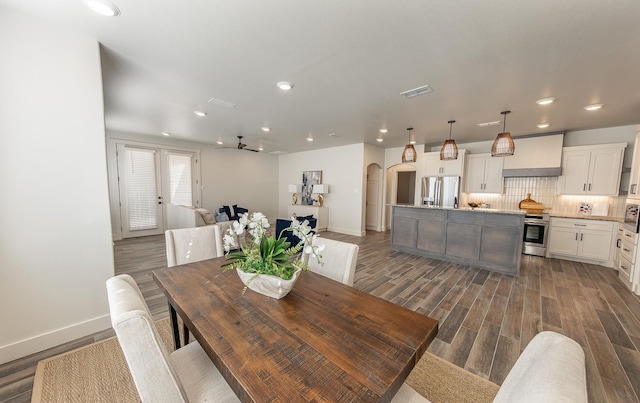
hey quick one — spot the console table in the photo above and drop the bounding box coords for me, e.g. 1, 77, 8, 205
288, 205, 328, 231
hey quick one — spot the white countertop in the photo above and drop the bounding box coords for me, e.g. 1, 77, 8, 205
391, 204, 526, 216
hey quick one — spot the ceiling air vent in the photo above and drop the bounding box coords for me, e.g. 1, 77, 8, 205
477, 120, 501, 127
208, 97, 236, 108
400, 85, 433, 98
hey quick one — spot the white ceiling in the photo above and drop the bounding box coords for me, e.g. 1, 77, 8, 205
3, 0, 640, 153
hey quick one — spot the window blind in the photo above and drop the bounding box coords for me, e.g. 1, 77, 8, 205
167, 153, 193, 206
125, 148, 157, 231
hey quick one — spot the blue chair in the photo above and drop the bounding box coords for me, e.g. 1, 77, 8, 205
275, 216, 317, 246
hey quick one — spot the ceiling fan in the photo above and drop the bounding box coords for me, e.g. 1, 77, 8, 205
218, 135, 259, 152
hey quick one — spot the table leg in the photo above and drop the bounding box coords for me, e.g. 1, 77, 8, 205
183, 323, 190, 346
169, 303, 181, 350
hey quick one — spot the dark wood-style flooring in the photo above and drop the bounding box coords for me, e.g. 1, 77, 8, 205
1, 230, 640, 402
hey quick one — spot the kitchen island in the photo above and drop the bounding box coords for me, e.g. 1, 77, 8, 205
391, 205, 525, 275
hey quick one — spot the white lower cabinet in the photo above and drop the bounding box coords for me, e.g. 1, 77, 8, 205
613, 223, 638, 291
547, 217, 615, 265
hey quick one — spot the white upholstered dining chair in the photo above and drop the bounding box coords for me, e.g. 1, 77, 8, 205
106, 274, 240, 403
165, 225, 224, 267
303, 237, 359, 286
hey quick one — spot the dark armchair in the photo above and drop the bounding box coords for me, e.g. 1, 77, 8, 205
218, 205, 248, 221
275, 216, 317, 246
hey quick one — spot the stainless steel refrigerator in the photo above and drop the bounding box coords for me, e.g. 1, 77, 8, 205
421, 176, 460, 208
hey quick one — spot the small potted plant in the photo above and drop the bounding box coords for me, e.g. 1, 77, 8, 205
222, 212, 324, 298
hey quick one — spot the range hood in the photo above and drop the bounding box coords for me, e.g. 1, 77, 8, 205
502, 133, 564, 177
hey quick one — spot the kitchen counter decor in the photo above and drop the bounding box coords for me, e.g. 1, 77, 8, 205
518, 193, 550, 214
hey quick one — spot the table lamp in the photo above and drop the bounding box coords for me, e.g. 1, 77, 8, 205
312, 184, 329, 207
288, 184, 302, 205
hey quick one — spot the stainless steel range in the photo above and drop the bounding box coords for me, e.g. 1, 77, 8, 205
523, 213, 550, 257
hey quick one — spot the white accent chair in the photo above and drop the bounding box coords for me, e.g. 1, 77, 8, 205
492, 331, 587, 402
303, 237, 359, 286
106, 274, 239, 403
165, 225, 224, 267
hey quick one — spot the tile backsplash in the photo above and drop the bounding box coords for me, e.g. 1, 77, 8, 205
462, 177, 625, 217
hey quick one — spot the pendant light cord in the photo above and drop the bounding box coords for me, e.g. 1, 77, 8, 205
500, 110, 510, 132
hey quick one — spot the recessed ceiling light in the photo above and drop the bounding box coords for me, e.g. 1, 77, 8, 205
306, 135, 314, 142
194, 110, 207, 117
536, 97, 556, 105
84, 0, 120, 16
410, 140, 416, 145
277, 81, 293, 91
258, 146, 264, 151
379, 128, 388, 133
537, 123, 550, 129
376, 138, 384, 142
584, 104, 603, 111
216, 140, 223, 145
161, 131, 171, 136
261, 127, 271, 132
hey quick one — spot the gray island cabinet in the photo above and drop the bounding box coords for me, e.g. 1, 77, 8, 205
391, 205, 525, 275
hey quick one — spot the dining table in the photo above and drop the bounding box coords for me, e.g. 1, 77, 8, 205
153, 257, 438, 402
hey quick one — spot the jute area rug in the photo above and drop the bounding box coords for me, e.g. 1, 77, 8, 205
32, 318, 499, 403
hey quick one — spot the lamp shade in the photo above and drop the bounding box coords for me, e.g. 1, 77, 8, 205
288, 184, 301, 193
440, 140, 459, 160
312, 184, 329, 194
440, 120, 458, 160
491, 110, 515, 157
402, 127, 417, 163
402, 144, 417, 163
491, 132, 515, 156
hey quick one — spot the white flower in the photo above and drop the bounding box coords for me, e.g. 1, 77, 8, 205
291, 217, 311, 238
231, 220, 244, 235
304, 235, 325, 260
223, 233, 237, 252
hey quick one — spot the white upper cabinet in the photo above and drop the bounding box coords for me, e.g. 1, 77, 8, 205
423, 150, 466, 177
628, 127, 640, 199
464, 153, 504, 193
557, 143, 626, 196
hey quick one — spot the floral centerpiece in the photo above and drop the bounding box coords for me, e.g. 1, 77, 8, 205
222, 212, 324, 298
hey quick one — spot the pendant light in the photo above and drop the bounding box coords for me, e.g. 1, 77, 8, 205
491, 110, 515, 157
440, 120, 459, 160
402, 127, 417, 163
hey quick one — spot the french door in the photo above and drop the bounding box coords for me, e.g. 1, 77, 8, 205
116, 144, 199, 238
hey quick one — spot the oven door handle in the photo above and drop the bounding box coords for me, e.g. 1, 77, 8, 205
525, 220, 549, 225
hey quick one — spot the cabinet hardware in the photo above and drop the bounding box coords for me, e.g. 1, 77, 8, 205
588, 183, 592, 191
623, 248, 631, 252
616, 239, 622, 248
575, 233, 578, 241
632, 184, 637, 194
580, 233, 584, 241
583, 183, 586, 191
621, 265, 629, 271
574, 224, 587, 226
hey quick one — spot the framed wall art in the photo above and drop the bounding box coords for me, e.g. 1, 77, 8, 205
301, 170, 322, 205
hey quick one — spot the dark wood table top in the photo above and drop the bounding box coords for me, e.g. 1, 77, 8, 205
153, 257, 438, 402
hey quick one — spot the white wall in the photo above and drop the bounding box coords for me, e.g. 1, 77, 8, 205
0, 9, 114, 364
279, 144, 365, 236
106, 131, 280, 236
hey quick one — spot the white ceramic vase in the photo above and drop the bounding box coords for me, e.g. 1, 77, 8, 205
236, 267, 302, 299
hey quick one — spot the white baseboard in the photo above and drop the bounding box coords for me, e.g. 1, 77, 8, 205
326, 226, 365, 237
0, 314, 111, 365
